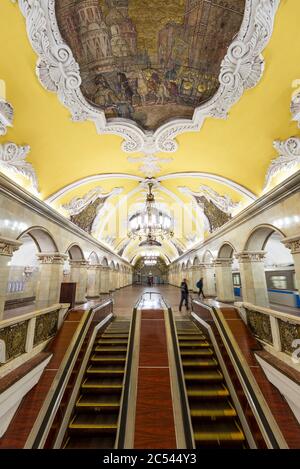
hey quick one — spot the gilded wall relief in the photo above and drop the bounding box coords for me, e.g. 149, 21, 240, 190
0, 321, 28, 363
278, 319, 300, 356
56, 0, 245, 131
246, 309, 273, 345
34, 310, 59, 346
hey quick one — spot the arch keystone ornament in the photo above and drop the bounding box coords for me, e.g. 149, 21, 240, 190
17, 0, 280, 156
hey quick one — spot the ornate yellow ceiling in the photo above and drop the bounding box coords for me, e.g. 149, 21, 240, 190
1, 0, 300, 264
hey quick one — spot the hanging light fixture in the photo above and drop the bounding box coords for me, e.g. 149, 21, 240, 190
128, 182, 174, 246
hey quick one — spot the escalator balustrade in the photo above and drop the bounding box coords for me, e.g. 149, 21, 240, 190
63, 319, 131, 449
176, 319, 246, 448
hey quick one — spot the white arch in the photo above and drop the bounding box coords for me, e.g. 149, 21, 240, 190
159, 172, 257, 200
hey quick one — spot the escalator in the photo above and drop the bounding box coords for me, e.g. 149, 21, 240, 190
63, 319, 131, 449
175, 319, 246, 448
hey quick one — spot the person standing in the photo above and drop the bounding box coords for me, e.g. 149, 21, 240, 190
197, 277, 206, 299
179, 278, 189, 312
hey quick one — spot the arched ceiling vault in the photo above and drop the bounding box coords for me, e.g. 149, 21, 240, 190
1, 1, 300, 264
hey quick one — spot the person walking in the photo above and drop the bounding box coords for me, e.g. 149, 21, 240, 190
179, 278, 189, 312
196, 277, 206, 299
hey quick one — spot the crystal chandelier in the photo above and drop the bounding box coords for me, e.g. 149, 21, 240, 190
128, 183, 174, 245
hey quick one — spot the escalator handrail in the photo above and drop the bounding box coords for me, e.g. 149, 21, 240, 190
26, 299, 113, 449
116, 308, 137, 449
192, 299, 287, 449
166, 306, 195, 449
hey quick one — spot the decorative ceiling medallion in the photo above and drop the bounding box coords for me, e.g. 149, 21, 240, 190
18, 0, 280, 155
0, 98, 14, 136
264, 137, 300, 189
56, 0, 245, 131
127, 154, 173, 177
0, 142, 38, 191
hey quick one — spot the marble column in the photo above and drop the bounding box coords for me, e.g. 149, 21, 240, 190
0, 237, 21, 320
282, 235, 300, 295
70, 260, 88, 304
236, 251, 269, 307
203, 263, 216, 297
214, 258, 235, 303
109, 268, 115, 292
100, 266, 110, 294
87, 264, 101, 298
36, 252, 67, 308
191, 265, 203, 292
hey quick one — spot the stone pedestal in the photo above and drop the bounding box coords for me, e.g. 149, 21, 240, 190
236, 251, 269, 307
100, 266, 110, 294
87, 264, 100, 298
203, 263, 216, 297
282, 236, 300, 295
0, 237, 21, 320
214, 258, 235, 303
70, 260, 88, 304
36, 252, 67, 308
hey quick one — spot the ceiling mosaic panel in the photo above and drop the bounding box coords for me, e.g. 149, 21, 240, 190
56, 0, 245, 131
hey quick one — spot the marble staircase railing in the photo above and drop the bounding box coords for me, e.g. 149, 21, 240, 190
0, 303, 69, 377
235, 301, 300, 367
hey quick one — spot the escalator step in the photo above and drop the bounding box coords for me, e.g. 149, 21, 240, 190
94, 346, 127, 352
86, 366, 125, 375
90, 355, 126, 363
187, 386, 230, 398
69, 413, 118, 433
81, 378, 123, 391
97, 339, 128, 344
194, 431, 245, 443
179, 342, 210, 348
180, 349, 213, 356
190, 402, 237, 418
99, 332, 129, 339
76, 394, 120, 411
64, 436, 115, 449
182, 359, 218, 367
178, 334, 206, 341
184, 371, 223, 381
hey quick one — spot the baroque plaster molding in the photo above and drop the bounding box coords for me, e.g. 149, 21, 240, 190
0, 237, 22, 257
0, 142, 38, 191
127, 154, 173, 178
17, 0, 280, 156
236, 250, 266, 262
264, 138, 300, 189
282, 236, 300, 255
37, 252, 68, 264
178, 185, 240, 215
0, 99, 14, 136
62, 186, 123, 216
214, 258, 233, 267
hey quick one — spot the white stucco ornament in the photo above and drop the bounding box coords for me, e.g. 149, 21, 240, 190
264, 137, 300, 189
0, 142, 38, 191
178, 185, 240, 215
62, 186, 123, 216
127, 154, 173, 178
0, 99, 14, 136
